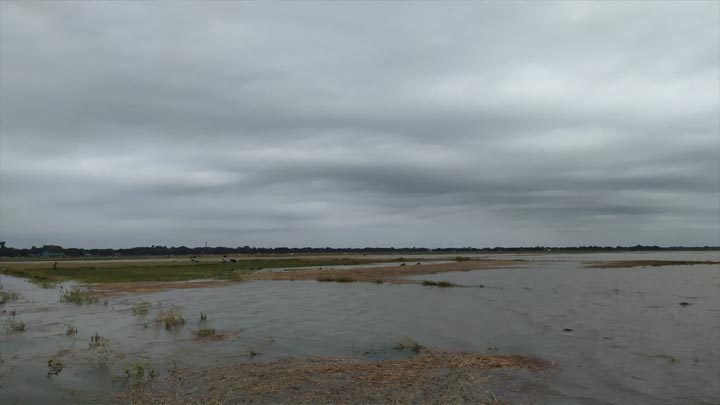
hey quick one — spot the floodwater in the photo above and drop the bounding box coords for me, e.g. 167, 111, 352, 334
1, 252, 718, 404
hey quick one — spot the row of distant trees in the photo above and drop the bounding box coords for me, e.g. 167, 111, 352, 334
0, 242, 716, 258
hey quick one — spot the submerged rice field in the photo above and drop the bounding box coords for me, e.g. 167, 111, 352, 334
1, 252, 718, 404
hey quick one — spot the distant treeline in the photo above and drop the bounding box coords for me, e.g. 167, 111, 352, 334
0, 242, 717, 258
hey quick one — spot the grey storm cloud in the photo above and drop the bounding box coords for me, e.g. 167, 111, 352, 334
0, 1, 718, 248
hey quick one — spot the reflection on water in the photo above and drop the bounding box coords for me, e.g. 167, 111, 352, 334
1, 252, 718, 404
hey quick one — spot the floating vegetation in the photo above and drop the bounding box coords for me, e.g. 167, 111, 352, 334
89, 332, 108, 349
131, 301, 151, 316
5, 319, 26, 333
316, 276, 355, 283
421, 280, 457, 287
61, 287, 101, 305
155, 309, 186, 330
194, 326, 221, 340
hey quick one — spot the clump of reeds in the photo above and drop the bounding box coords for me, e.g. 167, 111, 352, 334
155, 309, 186, 330
65, 323, 78, 336
89, 332, 108, 349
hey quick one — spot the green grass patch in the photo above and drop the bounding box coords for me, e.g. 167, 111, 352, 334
1, 258, 394, 284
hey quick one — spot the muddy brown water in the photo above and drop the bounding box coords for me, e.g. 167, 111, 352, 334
1, 252, 718, 404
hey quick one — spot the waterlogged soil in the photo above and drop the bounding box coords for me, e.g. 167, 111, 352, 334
246, 259, 521, 284
118, 349, 548, 404
0, 252, 718, 404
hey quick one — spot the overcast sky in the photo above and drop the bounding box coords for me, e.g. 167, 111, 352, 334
1, 1, 718, 249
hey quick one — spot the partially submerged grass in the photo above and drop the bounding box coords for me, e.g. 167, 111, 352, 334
131, 301, 151, 316
194, 326, 223, 341
5, 319, 26, 333
0, 289, 19, 305
316, 276, 355, 283
65, 323, 78, 336
61, 286, 101, 305
121, 361, 157, 384
155, 309, 186, 330
89, 332, 108, 349
421, 280, 458, 287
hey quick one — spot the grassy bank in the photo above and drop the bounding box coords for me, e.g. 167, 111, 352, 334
0, 258, 396, 284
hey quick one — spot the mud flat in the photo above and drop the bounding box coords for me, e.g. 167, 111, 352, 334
117, 349, 548, 404
246, 259, 522, 284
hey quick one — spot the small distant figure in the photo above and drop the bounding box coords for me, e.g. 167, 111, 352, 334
53, 261, 58, 270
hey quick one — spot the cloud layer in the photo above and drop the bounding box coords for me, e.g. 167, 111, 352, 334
1, 1, 718, 248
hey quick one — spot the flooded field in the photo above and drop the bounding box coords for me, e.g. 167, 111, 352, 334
1, 252, 718, 404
